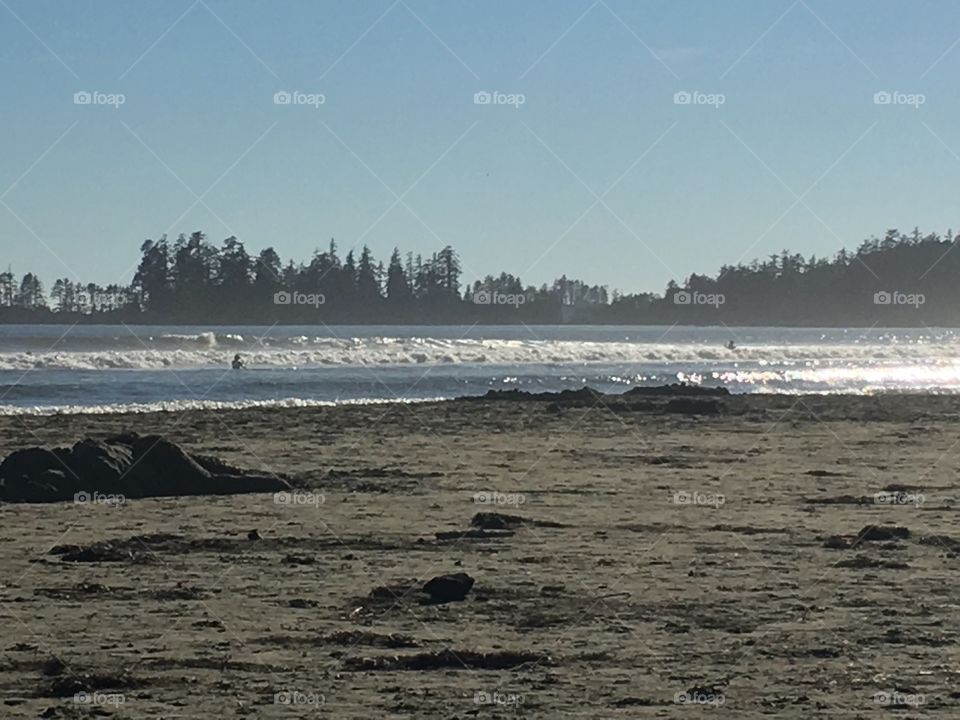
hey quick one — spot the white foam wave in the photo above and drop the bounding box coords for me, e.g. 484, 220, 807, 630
2, 337, 960, 371
0, 395, 445, 417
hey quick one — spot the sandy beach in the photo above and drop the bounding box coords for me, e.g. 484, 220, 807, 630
2, 392, 959, 718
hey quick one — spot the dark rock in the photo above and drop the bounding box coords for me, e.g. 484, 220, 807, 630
0, 449, 81, 502
0, 447, 66, 480
68, 439, 133, 490
470, 512, 566, 529
471, 512, 525, 529
41, 657, 66, 677
52, 544, 136, 563
823, 535, 850, 549
0, 434, 292, 503
465, 384, 727, 404
288, 598, 319, 609
623, 384, 729, 397
857, 525, 910, 542
435, 529, 514, 541
422, 572, 474, 604
804, 495, 872, 505
1, 470, 68, 503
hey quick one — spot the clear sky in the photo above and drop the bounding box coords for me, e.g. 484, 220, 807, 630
1, 0, 959, 294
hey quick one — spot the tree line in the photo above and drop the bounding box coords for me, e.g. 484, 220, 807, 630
1, 227, 959, 325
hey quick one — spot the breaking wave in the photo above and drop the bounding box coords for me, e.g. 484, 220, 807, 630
2, 336, 960, 371
0, 395, 444, 417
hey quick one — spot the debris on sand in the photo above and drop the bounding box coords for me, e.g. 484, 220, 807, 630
432, 511, 567, 542
804, 494, 873, 505
362, 581, 421, 606
822, 535, 851, 549
610, 697, 657, 707
836, 555, 909, 570
422, 572, 474, 604
37, 656, 143, 698
253, 630, 420, 649
918, 534, 960, 552
324, 630, 420, 648
52, 532, 407, 564
0, 433, 292, 503
50, 532, 180, 563
434, 528, 515, 541
823, 526, 910, 550
34, 582, 207, 601
470, 511, 567, 530
662, 398, 721, 415
288, 598, 319, 609
342, 648, 550, 671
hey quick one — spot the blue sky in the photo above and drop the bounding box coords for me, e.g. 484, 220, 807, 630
1, 0, 959, 294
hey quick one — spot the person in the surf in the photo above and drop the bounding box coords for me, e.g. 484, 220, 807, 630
725, 340, 736, 351
231, 353, 245, 370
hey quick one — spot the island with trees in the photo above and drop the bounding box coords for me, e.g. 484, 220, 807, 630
1, 227, 956, 326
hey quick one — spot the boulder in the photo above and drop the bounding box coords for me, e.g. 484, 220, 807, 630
0, 433, 292, 503
422, 572, 474, 604
68, 439, 133, 491
857, 525, 910, 542
0, 447, 67, 480
0, 449, 81, 502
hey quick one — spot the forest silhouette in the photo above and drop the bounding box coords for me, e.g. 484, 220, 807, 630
1, 228, 956, 325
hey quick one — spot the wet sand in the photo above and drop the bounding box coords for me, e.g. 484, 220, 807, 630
2, 393, 960, 718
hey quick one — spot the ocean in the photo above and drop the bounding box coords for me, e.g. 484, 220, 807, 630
1, 324, 958, 414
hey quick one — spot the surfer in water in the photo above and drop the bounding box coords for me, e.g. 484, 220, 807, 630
231, 353, 245, 370
725, 340, 736, 351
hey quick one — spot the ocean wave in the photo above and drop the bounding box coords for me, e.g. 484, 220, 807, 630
2, 337, 960, 371
0, 395, 446, 417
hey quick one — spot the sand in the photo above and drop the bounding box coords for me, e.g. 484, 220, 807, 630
1, 393, 959, 718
